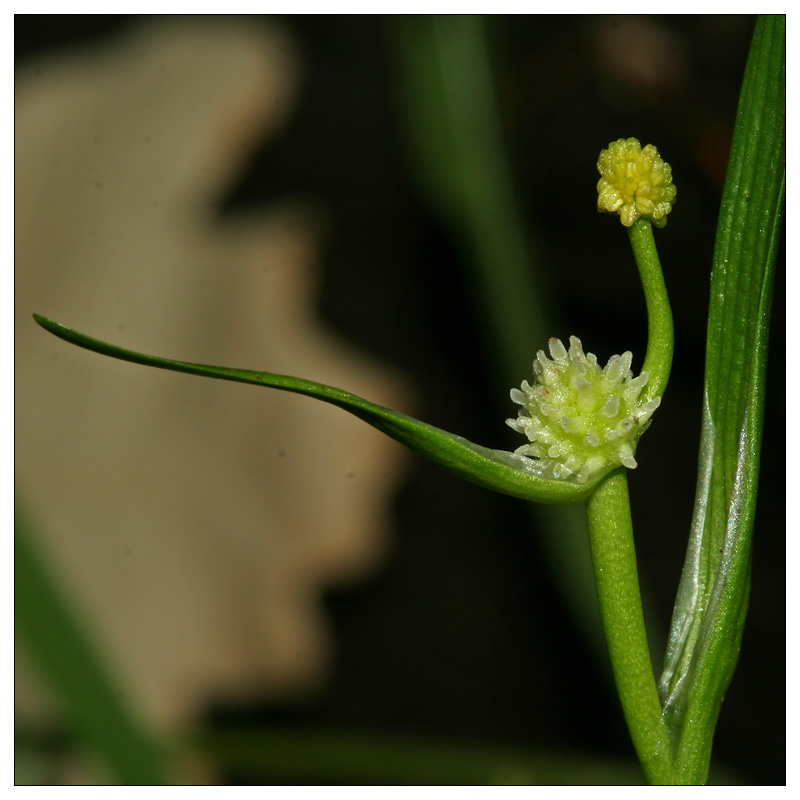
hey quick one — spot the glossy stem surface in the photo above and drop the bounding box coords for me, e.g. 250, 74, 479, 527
585, 470, 671, 784
627, 219, 673, 403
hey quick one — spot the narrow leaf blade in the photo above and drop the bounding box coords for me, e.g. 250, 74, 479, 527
33, 314, 599, 505
658, 15, 784, 783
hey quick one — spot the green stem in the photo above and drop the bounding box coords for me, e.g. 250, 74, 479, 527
585, 470, 671, 785
627, 219, 673, 402
584, 214, 675, 782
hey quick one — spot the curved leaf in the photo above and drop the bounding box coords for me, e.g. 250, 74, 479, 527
33, 314, 600, 505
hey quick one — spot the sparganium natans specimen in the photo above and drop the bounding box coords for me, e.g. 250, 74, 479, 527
33, 136, 679, 783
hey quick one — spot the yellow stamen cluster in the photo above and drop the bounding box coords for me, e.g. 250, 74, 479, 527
597, 137, 676, 227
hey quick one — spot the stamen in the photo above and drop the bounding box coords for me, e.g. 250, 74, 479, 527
596, 138, 676, 228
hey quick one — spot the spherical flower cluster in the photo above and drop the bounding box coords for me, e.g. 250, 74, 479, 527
597, 137, 676, 227
507, 336, 661, 484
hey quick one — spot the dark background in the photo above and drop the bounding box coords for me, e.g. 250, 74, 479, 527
16, 14, 784, 785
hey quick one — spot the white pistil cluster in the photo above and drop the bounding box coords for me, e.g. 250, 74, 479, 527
507, 336, 661, 483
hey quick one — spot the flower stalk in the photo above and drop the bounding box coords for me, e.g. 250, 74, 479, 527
583, 137, 677, 783
627, 219, 673, 402
502, 136, 677, 783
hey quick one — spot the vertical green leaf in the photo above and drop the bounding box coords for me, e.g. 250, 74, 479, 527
658, 15, 784, 784
393, 13, 607, 673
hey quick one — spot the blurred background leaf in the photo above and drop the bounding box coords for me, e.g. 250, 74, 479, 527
392, 12, 611, 680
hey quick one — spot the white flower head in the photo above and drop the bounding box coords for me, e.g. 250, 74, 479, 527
507, 336, 661, 484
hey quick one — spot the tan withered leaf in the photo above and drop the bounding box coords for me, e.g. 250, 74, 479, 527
16, 19, 413, 730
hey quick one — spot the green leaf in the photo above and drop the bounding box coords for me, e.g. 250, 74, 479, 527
33, 314, 600, 505
15, 498, 168, 784
393, 14, 610, 675
657, 15, 784, 784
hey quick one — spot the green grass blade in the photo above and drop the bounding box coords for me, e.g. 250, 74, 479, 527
393, 13, 609, 672
394, 15, 551, 382
15, 499, 167, 784
33, 314, 599, 505
657, 15, 784, 784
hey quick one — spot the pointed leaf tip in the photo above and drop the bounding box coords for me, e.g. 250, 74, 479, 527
33, 314, 601, 505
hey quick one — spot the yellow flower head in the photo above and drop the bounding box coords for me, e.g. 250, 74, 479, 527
597, 138, 676, 227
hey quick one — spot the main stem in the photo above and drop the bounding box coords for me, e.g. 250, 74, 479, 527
585, 470, 672, 784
